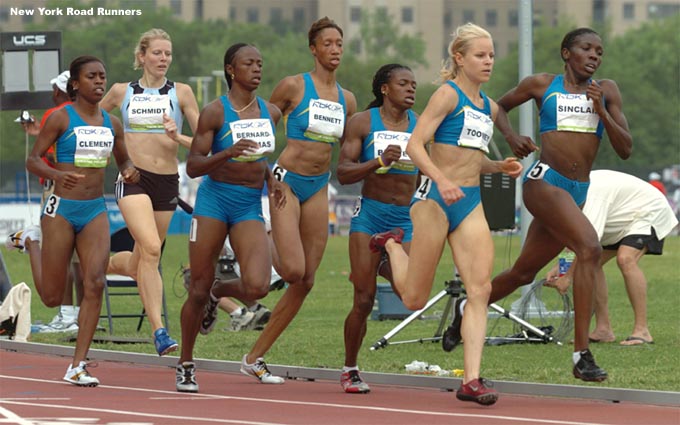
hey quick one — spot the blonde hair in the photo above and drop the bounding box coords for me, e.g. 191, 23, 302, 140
133, 28, 171, 70
438, 23, 492, 83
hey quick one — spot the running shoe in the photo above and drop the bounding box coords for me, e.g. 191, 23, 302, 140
176, 361, 199, 393
250, 304, 271, 328
153, 327, 178, 356
38, 311, 79, 333
340, 370, 371, 394
228, 309, 255, 332
442, 297, 465, 352
369, 228, 404, 253
573, 349, 608, 382
456, 377, 498, 405
269, 278, 286, 291
63, 361, 99, 387
5, 225, 41, 253
240, 355, 284, 384
200, 280, 220, 335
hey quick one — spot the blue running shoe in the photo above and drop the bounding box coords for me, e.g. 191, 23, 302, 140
154, 327, 178, 356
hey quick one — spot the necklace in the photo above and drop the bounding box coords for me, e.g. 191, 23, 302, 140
229, 95, 257, 113
380, 108, 408, 126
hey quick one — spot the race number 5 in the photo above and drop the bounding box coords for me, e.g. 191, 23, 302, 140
527, 161, 550, 180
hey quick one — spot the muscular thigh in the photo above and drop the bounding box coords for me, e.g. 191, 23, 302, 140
449, 206, 493, 287
299, 188, 330, 275
76, 213, 110, 279
189, 216, 227, 277
230, 220, 272, 285
349, 232, 380, 291
40, 214, 75, 286
407, 200, 448, 291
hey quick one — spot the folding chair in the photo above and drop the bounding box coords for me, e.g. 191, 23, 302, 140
101, 227, 169, 334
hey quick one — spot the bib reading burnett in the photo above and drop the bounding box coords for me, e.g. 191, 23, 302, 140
121, 79, 183, 133
55, 105, 115, 168
361, 107, 418, 175
539, 75, 604, 138
433, 80, 493, 152
285, 73, 346, 144
212, 95, 274, 163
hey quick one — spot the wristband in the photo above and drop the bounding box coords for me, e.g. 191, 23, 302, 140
377, 155, 386, 168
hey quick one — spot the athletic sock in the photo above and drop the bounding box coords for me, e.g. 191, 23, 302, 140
342, 366, 358, 372
230, 308, 245, 318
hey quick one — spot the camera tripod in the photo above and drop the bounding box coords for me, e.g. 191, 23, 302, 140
370, 274, 561, 351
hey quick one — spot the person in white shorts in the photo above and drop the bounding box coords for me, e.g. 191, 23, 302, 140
546, 169, 678, 346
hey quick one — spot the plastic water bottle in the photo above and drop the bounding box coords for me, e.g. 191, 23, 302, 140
558, 249, 575, 276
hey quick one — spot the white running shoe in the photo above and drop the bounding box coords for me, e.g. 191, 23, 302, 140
5, 225, 41, 253
39, 312, 79, 333
247, 304, 271, 330
240, 355, 284, 384
176, 361, 199, 393
63, 361, 99, 387
228, 309, 255, 331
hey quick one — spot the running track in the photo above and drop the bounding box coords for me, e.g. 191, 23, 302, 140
1, 350, 678, 425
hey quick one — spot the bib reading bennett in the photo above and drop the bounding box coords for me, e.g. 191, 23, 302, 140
286, 73, 347, 144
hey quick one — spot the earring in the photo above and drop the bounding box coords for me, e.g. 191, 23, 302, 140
231, 73, 235, 80
381, 91, 387, 96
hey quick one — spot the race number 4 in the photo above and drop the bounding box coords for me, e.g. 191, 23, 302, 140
414, 176, 432, 200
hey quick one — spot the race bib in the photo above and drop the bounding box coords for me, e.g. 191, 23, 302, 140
458, 107, 493, 153
271, 163, 288, 182
373, 130, 415, 173
128, 94, 170, 131
556, 93, 600, 133
414, 176, 432, 201
304, 98, 345, 143
526, 161, 551, 180
43, 194, 60, 217
73, 126, 114, 168
229, 119, 275, 162
352, 196, 362, 218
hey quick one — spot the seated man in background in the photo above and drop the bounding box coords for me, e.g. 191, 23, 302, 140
546, 169, 678, 345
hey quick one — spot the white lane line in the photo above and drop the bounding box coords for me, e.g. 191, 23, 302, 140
0, 374, 618, 425
0, 405, 34, 425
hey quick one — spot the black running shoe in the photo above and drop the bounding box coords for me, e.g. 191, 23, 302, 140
573, 349, 608, 382
442, 297, 465, 352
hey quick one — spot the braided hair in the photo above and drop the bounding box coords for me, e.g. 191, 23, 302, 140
366, 63, 412, 110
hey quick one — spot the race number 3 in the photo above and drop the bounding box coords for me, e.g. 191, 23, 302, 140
43, 194, 60, 217
527, 161, 550, 180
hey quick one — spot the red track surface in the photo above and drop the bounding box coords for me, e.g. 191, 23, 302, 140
1, 351, 678, 425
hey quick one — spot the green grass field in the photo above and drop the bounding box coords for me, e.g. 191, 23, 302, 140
3, 232, 679, 392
